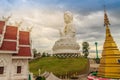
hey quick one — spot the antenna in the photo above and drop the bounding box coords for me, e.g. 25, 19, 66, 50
103, 0, 106, 13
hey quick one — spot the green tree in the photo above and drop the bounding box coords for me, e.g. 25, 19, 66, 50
33, 48, 37, 58
36, 76, 45, 80
82, 42, 90, 58
42, 52, 46, 57
33, 49, 41, 58
37, 52, 41, 57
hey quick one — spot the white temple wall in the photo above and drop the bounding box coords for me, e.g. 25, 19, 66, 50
0, 54, 29, 80
0, 53, 12, 80
11, 59, 29, 80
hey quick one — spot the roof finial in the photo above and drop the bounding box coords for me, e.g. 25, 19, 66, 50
15, 19, 23, 27
104, 4, 110, 26
27, 25, 33, 32
2, 14, 12, 22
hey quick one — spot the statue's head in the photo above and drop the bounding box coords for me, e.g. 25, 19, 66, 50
64, 11, 73, 24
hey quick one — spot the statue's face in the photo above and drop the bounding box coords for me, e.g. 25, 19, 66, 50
64, 12, 73, 24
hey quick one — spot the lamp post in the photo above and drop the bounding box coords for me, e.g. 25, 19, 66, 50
38, 69, 41, 76
95, 42, 99, 59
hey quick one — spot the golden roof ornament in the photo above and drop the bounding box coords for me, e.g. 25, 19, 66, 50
104, 5, 110, 26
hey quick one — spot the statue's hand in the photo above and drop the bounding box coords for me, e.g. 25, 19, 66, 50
59, 29, 64, 37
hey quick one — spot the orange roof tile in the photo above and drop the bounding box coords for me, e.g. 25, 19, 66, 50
4, 26, 18, 40
19, 31, 30, 45
0, 20, 32, 58
16, 47, 31, 57
0, 41, 17, 51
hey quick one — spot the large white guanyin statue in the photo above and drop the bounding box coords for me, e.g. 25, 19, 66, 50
53, 11, 80, 57
59, 11, 75, 38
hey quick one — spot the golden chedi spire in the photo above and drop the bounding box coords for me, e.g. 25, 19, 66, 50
97, 6, 120, 78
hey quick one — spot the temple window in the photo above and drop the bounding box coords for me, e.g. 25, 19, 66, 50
17, 66, 22, 74
0, 67, 4, 74
0, 59, 5, 75
15, 60, 24, 74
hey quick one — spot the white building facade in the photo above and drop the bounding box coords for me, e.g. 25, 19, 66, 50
0, 20, 33, 80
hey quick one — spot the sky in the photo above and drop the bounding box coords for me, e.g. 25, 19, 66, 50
0, 0, 120, 57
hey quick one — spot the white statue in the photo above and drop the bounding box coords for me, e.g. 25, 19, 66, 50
53, 11, 80, 57
59, 11, 76, 38
59, 28, 63, 37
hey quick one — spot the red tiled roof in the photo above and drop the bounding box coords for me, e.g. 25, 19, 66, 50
4, 26, 18, 40
0, 41, 17, 51
0, 20, 32, 58
16, 47, 31, 57
19, 31, 30, 45
0, 21, 5, 34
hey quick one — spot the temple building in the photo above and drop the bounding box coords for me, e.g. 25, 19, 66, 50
0, 18, 33, 80
97, 8, 120, 78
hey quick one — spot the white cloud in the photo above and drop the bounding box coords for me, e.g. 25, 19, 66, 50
1, 4, 120, 58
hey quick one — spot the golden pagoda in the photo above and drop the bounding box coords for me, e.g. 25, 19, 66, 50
97, 7, 120, 78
